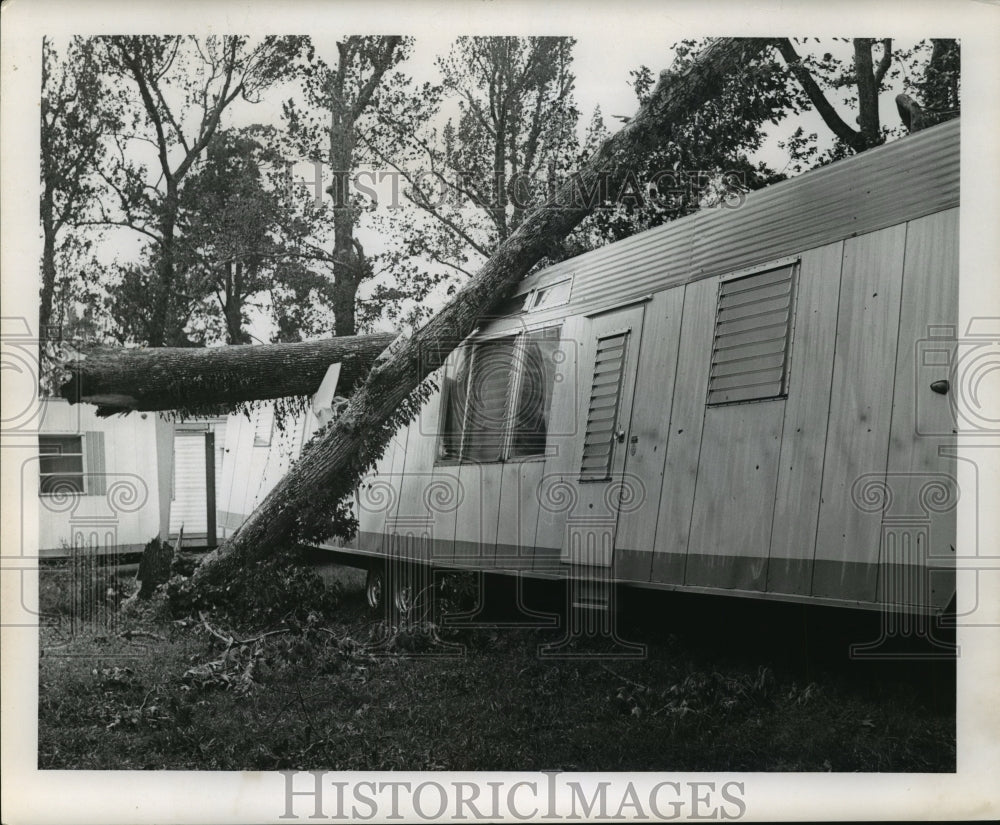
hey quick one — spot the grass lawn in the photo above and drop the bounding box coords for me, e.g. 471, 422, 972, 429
37, 562, 955, 771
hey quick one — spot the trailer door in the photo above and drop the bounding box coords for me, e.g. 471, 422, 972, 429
562, 304, 646, 567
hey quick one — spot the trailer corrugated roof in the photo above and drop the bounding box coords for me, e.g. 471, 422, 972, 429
529, 117, 959, 309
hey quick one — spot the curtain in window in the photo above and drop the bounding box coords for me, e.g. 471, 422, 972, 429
440, 346, 472, 460
510, 328, 560, 458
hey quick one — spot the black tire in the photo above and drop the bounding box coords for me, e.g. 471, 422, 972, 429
392, 575, 415, 616
365, 564, 385, 611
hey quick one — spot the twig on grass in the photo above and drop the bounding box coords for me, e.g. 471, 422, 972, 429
198, 611, 291, 649
118, 629, 166, 642
599, 663, 652, 692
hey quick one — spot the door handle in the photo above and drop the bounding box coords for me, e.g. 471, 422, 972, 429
614, 428, 626, 444
629, 435, 639, 456
930, 379, 950, 395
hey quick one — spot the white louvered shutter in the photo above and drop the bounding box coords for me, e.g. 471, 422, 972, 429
708, 265, 796, 405
580, 331, 629, 480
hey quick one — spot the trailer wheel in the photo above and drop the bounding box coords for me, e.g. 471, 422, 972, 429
392, 576, 415, 616
365, 565, 385, 611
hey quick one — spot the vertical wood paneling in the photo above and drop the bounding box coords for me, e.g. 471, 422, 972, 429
533, 315, 585, 571
424, 356, 462, 565
453, 463, 502, 567
813, 224, 908, 602
356, 422, 401, 554
217, 416, 240, 522
495, 459, 545, 571
382, 421, 412, 560
614, 288, 685, 583
650, 277, 718, 584
767, 242, 844, 595
393, 377, 445, 564
882, 209, 959, 609
686, 400, 784, 590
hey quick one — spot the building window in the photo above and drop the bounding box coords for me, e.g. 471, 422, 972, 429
39, 434, 85, 495
440, 326, 561, 463
707, 263, 796, 405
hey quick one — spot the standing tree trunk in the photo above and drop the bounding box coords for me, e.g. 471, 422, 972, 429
149, 188, 179, 347
57, 332, 395, 416
325, 36, 403, 336
39, 210, 58, 341
188, 37, 778, 591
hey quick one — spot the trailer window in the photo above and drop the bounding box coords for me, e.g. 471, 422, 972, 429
440, 327, 560, 462
509, 327, 561, 458
464, 336, 518, 462
707, 264, 796, 405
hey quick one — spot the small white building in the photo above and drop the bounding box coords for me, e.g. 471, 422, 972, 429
36, 398, 173, 557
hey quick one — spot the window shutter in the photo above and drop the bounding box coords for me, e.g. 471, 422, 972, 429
580, 331, 629, 480
708, 264, 796, 405
84, 431, 107, 496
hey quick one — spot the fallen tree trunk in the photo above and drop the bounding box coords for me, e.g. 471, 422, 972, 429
189, 38, 776, 589
58, 333, 395, 416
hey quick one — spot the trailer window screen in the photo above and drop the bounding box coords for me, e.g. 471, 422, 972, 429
440, 328, 561, 462
39, 435, 85, 495
708, 264, 796, 405
464, 337, 518, 462
580, 331, 629, 480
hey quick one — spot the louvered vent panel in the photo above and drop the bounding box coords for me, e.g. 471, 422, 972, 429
708, 265, 795, 405
580, 332, 628, 480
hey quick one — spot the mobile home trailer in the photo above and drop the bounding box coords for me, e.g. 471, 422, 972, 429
221, 118, 960, 616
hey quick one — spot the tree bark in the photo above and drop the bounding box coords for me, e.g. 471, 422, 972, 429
40, 216, 58, 341
58, 332, 395, 416
853, 39, 883, 148
188, 37, 778, 589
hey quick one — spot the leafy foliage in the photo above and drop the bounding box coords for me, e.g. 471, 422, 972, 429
89, 35, 310, 346
367, 36, 586, 312
165, 546, 341, 630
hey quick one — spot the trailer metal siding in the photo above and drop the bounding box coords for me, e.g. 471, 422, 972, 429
649, 277, 718, 583
766, 240, 845, 596
613, 288, 686, 584
686, 400, 785, 591
812, 224, 909, 601
880, 208, 959, 609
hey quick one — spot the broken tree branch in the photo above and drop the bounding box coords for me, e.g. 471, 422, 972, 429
57, 333, 396, 416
